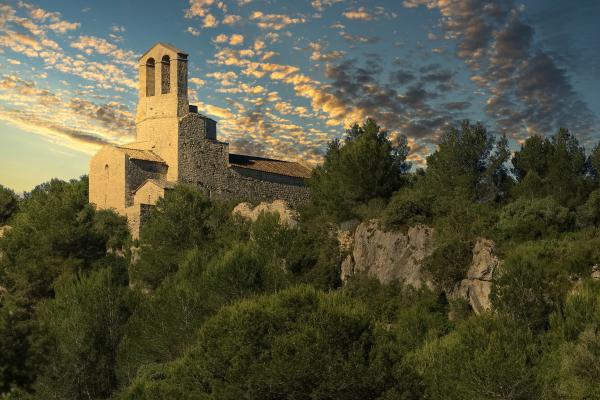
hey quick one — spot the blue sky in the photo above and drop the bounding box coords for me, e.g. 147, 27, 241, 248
0, 0, 598, 192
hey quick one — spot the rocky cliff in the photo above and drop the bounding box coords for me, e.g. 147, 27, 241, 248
233, 200, 298, 227
340, 220, 435, 288
339, 220, 500, 314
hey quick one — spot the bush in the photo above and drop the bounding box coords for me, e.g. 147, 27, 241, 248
117, 242, 288, 384
119, 285, 424, 400
414, 315, 540, 400
491, 245, 570, 331
577, 189, 600, 227
134, 185, 244, 288
497, 196, 574, 241
34, 264, 132, 399
423, 238, 472, 292
383, 187, 433, 229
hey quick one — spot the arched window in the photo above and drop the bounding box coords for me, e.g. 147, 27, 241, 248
161, 55, 170, 94
104, 164, 109, 178
146, 58, 155, 96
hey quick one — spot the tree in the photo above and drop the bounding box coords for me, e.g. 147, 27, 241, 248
118, 241, 289, 385
34, 264, 132, 399
512, 129, 591, 207
309, 118, 410, 221
0, 184, 17, 225
119, 286, 424, 399
0, 177, 129, 395
133, 185, 243, 288
424, 120, 510, 204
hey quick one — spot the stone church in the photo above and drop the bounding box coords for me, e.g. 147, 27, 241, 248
89, 43, 311, 237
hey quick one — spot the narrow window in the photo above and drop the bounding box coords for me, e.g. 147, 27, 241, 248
146, 58, 155, 96
161, 55, 170, 94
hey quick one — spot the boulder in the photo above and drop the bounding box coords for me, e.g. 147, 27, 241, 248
451, 238, 499, 314
233, 200, 298, 227
340, 220, 434, 288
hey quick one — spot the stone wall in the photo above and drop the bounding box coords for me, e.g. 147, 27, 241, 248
125, 203, 154, 240
124, 158, 167, 207
178, 114, 310, 207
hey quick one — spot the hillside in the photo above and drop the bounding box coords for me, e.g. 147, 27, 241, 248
1, 119, 600, 399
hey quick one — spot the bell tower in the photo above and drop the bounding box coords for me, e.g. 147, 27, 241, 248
135, 43, 190, 180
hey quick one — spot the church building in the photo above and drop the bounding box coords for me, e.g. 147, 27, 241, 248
89, 43, 311, 237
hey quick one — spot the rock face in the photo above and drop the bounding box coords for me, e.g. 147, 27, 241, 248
339, 220, 499, 314
451, 238, 499, 314
233, 200, 299, 227
591, 265, 600, 280
340, 220, 435, 288
0, 225, 11, 238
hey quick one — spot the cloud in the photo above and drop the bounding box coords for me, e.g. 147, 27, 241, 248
249, 11, 306, 30
213, 33, 228, 43
186, 26, 200, 36
203, 14, 218, 28
342, 7, 374, 21
223, 14, 241, 25
311, 0, 343, 11
47, 20, 80, 33
185, 0, 215, 18
229, 34, 244, 46
190, 77, 206, 86
308, 42, 344, 62
0, 75, 135, 153
404, 0, 597, 141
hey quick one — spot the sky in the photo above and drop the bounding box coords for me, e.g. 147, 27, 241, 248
0, 0, 598, 192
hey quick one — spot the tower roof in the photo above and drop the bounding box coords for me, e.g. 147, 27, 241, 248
138, 42, 188, 61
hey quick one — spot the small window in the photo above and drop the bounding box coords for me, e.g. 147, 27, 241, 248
146, 58, 155, 96
161, 55, 170, 94
104, 164, 109, 178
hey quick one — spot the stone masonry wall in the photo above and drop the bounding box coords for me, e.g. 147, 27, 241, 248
124, 158, 167, 207
178, 113, 310, 207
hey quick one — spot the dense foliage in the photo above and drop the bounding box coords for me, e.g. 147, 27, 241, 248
2, 120, 600, 399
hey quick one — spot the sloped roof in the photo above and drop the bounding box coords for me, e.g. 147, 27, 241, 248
117, 146, 165, 163
133, 179, 175, 194
138, 42, 188, 61
229, 153, 312, 179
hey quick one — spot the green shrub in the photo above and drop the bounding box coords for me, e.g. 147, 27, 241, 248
414, 315, 540, 400
423, 238, 472, 292
491, 245, 570, 331
577, 189, 600, 227
383, 187, 433, 229
119, 285, 424, 400
497, 196, 574, 241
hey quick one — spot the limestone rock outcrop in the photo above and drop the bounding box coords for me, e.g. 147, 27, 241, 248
450, 238, 499, 314
339, 220, 499, 314
591, 265, 600, 280
340, 220, 434, 288
0, 225, 11, 238
233, 200, 299, 227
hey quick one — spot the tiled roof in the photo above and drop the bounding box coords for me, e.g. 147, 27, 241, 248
117, 146, 166, 163
229, 153, 312, 179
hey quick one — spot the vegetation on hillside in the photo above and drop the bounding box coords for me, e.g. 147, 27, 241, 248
2, 119, 600, 399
